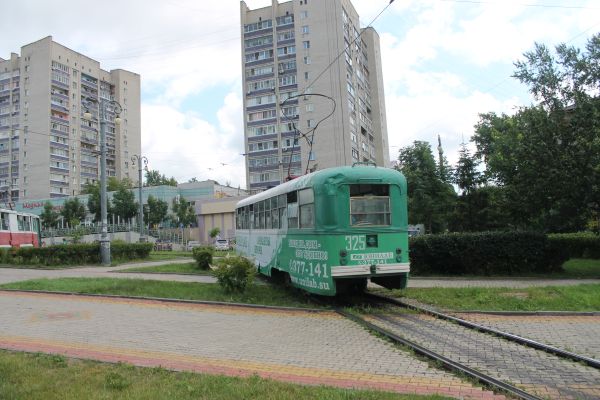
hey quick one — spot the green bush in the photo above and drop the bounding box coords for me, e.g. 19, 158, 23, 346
0, 248, 14, 264
0, 242, 153, 266
192, 246, 214, 270
212, 256, 255, 293
409, 231, 569, 276
112, 242, 153, 261
548, 232, 600, 259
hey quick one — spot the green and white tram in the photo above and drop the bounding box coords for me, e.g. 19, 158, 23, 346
235, 164, 410, 296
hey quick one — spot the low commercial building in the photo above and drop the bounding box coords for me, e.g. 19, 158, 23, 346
196, 196, 248, 244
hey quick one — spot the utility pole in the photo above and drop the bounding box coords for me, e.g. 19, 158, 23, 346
131, 155, 148, 242
83, 98, 122, 266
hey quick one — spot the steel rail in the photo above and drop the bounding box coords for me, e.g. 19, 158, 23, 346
364, 292, 600, 369
336, 307, 543, 400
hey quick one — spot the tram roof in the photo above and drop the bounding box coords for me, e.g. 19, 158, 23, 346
237, 165, 406, 208
0, 208, 39, 218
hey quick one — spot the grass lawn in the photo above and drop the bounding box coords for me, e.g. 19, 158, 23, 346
0, 277, 321, 309
377, 284, 600, 312
0, 351, 448, 400
117, 262, 211, 275
148, 251, 192, 260
560, 258, 600, 278
0, 264, 79, 270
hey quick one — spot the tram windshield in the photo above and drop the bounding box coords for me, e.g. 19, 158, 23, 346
349, 184, 391, 226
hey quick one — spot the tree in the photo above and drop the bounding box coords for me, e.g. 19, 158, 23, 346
188, 177, 199, 183
396, 141, 456, 233
112, 186, 138, 221
40, 201, 59, 229
81, 177, 132, 195
453, 143, 481, 196
108, 177, 133, 191
145, 195, 168, 227
85, 182, 113, 223
209, 227, 221, 242
172, 196, 196, 227
451, 143, 510, 232
145, 169, 177, 187
60, 198, 86, 227
472, 33, 600, 232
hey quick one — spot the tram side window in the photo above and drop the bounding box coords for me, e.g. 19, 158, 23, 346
257, 201, 264, 229
287, 191, 298, 228
349, 184, 391, 226
298, 188, 314, 228
23, 216, 31, 231
271, 197, 279, 228
278, 194, 287, 228
0, 213, 8, 230
17, 215, 25, 231
243, 207, 249, 229
249, 204, 255, 229
32, 217, 39, 232
265, 199, 272, 228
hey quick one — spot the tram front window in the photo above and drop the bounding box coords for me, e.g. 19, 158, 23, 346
349, 184, 391, 226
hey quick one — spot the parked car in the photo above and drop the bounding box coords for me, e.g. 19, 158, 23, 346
214, 239, 230, 251
154, 240, 173, 251
186, 241, 201, 252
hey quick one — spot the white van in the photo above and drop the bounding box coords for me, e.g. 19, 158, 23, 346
186, 241, 201, 251
214, 239, 230, 251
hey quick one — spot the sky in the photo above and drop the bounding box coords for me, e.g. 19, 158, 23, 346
1, 0, 599, 188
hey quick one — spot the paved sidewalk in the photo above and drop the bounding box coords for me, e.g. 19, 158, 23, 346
0, 291, 504, 399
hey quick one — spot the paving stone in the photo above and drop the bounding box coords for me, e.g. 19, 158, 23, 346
0, 291, 502, 399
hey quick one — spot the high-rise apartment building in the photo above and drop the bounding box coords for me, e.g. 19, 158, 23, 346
240, 0, 390, 191
0, 36, 141, 202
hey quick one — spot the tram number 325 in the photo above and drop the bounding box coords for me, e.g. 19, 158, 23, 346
345, 235, 366, 251
289, 260, 329, 278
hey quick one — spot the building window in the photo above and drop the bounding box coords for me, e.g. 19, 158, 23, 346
302, 25, 309, 34
303, 41, 310, 49
307, 119, 314, 128
304, 72, 310, 80
304, 56, 311, 64
300, 11, 308, 19
306, 103, 314, 112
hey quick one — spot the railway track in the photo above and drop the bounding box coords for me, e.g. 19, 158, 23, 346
364, 292, 600, 369
325, 293, 600, 400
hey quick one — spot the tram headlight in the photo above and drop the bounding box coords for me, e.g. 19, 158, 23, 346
339, 249, 348, 265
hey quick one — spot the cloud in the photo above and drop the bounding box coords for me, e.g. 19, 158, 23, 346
142, 90, 246, 187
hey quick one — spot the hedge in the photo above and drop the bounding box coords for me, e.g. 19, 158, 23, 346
548, 233, 600, 259
0, 242, 153, 266
409, 231, 569, 276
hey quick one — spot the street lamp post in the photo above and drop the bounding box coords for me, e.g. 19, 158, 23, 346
83, 98, 122, 266
131, 155, 148, 242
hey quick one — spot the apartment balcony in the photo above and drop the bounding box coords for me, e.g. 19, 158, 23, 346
245, 58, 275, 68
51, 79, 69, 90
246, 103, 277, 112
247, 133, 278, 142
243, 27, 274, 39
247, 118, 277, 127
249, 180, 280, 189
81, 78, 98, 89
50, 101, 69, 114
247, 148, 279, 157
246, 73, 275, 82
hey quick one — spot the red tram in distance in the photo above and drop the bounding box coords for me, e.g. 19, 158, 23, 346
0, 209, 41, 248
